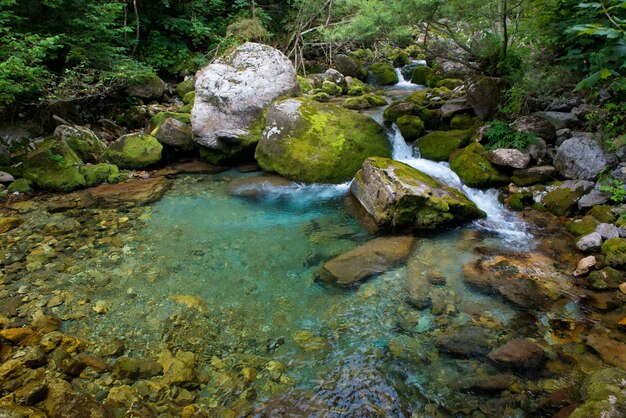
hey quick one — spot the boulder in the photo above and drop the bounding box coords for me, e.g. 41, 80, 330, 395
578, 189, 611, 209
489, 149, 531, 169
0, 171, 14, 184
466, 76, 506, 120
368, 62, 398, 85
511, 166, 557, 186
577, 232, 603, 252
440, 99, 473, 119
569, 368, 626, 417
411, 66, 433, 85
53, 125, 107, 163
319, 236, 415, 286
86, 177, 170, 207
450, 143, 509, 188
554, 133, 617, 180
542, 180, 594, 216
321, 81, 342, 96
147, 112, 190, 133
126, 74, 166, 100
342, 94, 387, 110
44, 379, 113, 418
567, 216, 599, 237
511, 115, 556, 143
255, 98, 390, 183
80, 163, 121, 187
602, 238, 626, 268
7, 178, 33, 194
176, 79, 194, 97
333, 54, 366, 80
23, 139, 86, 191
535, 111, 579, 130
350, 157, 485, 230
416, 130, 470, 161
151, 117, 194, 151
596, 223, 620, 240
435, 324, 497, 357
487, 339, 546, 371
323, 68, 347, 91
462, 253, 571, 309
102, 133, 162, 169
449, 114, 475, 130
396, 115, 425, 141
192, 43, 299, 163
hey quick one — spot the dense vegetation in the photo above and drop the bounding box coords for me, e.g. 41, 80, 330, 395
0, 0, 624, 112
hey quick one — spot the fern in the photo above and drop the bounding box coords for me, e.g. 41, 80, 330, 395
483, 120, 539, 150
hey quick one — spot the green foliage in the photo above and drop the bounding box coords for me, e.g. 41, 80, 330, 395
483, 120, 539, 150
600, 179, 626, 203
585, 101, 626, 150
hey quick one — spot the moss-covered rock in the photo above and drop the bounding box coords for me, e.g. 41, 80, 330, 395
588, 266, 623, 290
566, 215, 599, 237
321, 81, 343, 96
417, 130, 471, 161
393, 51, 410, 67
342, 94, 387, 110
182, 91, 195, 105
383, 90, 430, 122
23, 139, 86, 191
102, 133, 162, 169
150, 117, 194, 151
176, 79, 195, 98
542, 186, 587, 217
430, 86, 453, 98
54, 125, 107, 163
121, 105, 150, 129
126, 74, 166, 100
309, 91, 331, 102
255, 98, 391, 183
297, 76, 314, 93
396, 115, 425, 141
601, 238, 626, 268
508, 191, 534, 211
7, 178, 33, 194
569, 368, 626, 418
450, 114, 476, 130
350, 157, 486, 230
436, 78, 464, 90
368, 62, 398, 85
347, 78, 370, 96
588, 205, 616, 223
147, 112, 191, 133
449, 143, 509, 188
80, 163, 120, 187
411, 66, 433, 85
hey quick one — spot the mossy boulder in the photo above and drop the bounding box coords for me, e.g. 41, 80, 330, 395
53, 125, 107, 163
347, 78, 370, 96
350, 157, 485, 230
182, 91, 195, 105
588, 266, 623, 290
396, 115, 425, 141
601, 238, 626, 268
436, 78, 464, 90
176, 79, 195, 98
147, 112, 191, 133
569, 368, 626, 418
151, 117, 194, 151
255, 98, 391, 183
411, 66, 433, 85
309, 91, 331, 102
342, 94, 387, 110
368, 62, 398, 85
383, 90, 430, 122
449, 143, 509, 189
297, 76, 314, 93
126, 74, 166, 100
542, 184, 589, 216
566, 215, 599, 237
80, 163, 121, 187
417, 130, 471, 161
102, 133, 162, 169
450, 114, 476, 130
393, 51, 410, 67
321, 81, 343, 96
507, 191, 534, 211
588, 205, 616, 223
7, 178, 33, 194
23, 139, 86, 191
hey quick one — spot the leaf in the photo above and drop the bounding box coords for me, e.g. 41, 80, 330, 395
575, 70, 603, 90
578, 2, 602, 8
600, 67, 614, 78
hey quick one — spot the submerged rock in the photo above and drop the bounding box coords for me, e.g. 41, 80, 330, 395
350, 157, 485, 230
0, 216, 23, 233
487, 339, 546, 371
255, 98, 390, 183
585, 333, 626, 370
569, 367, 626, 417
319, 236, 415, 286
435, 324, 497, 357
192, 42, 299, 163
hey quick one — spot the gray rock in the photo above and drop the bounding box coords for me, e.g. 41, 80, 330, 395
487, 339, 546, 371
489, 148, 531, 169
192, 43, 299, 156
619, 228, 626, 238
0, 171, 14, 184
511, 165, 558, 186
440, 98, 473, 118
54, 125, 107, 163
333, 54, 363, 79
152, 118, 194, 151
610, 163, 626, 183
526, 138, 548, 164
596, 223, 620, 240
512, 115, 556, 143
548, 96, 580, 112
616, 146, 626, 163
535, 111, 579, 130
578, 189, 611, 209
561, 179, 595, 193
467, 76, 506, 120
126, 75, 166, 100
577, 232, 603, 252
554, 133, 617, 180
323, 68, 347, 90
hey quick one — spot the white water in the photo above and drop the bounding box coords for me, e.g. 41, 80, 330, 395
394, 67, 416, 89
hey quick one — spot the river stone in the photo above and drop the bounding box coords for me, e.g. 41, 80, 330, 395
319, 236, 415, 286
0, 171, 15, 184
350, 157, 485, 230
602, 238, 626, 268
192, 42, 299, 162
535, 111, 579, 130
511, 115, 556, 143
102, 133, 162, 169
333, 54, 365, 80
569, 368, 626, 418
466, 76, 506, 120
151, 117, 194, 151
44, 379, 113, 418
585, 333, 626, 370
449, 143, 509, 189
23, 139, 86, 191
554, 133, 617, 180
435, 324, 497, 357
255, 98, 390, 183
542, 180, 594, 216
577, 232, 603, 252
489, 149, 531, 169
440, 98, 473, 118
487, 339, 546, 371
228, 175, 293, 198
596, 223, 620, 240
462, 253, 571, 309
323, 68, 347, 91
53, 125, 107, 163
126, 74, 166, 100
86, 177, 171, 207
406, 257, 431, 309
0, 216, 23, 233
578, 189, 611, 209
574, 255, 596, 276
511, 166, 557, 186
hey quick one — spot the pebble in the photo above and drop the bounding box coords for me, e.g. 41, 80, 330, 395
573, 255, 596, 277
620, 282, 626, 295
93, 300, 108, 314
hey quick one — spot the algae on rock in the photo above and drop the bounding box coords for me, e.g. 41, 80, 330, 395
23, 139, 86, 191
102, 133, 163, 169
449, 143, 509, 188
417, 130, 470, 161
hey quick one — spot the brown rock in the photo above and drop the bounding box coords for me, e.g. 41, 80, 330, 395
0, 405, 47, 417
0, 216, 23, 234
30, 314, 61, 334
487, 339, 546, 371
319, 236, 415, 286
435, 325, 497, 357
0, 328, 39, 346
573, 255, 596, 277
44, 379, 113, 418
170, 160, 227, 174
586, 332, 626, 369
87, 177, 171, 207
157, 350, 197, 386
3, 380, 48, 406
113, 357, 162, 380
228, 175, 293, 198
455, 374, 517, 393
405, 258, 431, 309
77, 353, 110, 372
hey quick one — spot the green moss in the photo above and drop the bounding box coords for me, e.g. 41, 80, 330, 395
343, 94, 387, 110
566, 215, 599, 236
255, 98, 391, 183
405, 90, 429, 106
350, 48, 373, 63
180, 103, 192, 113
348, 79, 368, 96
80, 163, 120, 187
542, 187, 586, 217
417, 130, 471, 161
449, 143, 509, 189
368, 62, 398, 85
430, 86, 453, 97
396, 115, 425, 141
569, 368, 626, 418
102, 134, 162, 169
508, 191, 534, 211
365, 95, 387, 106
393, 51, 410, 67
588, 266, 623, 289
309, 92, 331, 102
7, 178, 33, 194
382, 91, 430, 122
436, 78, 464, 90
182, 91, 195, 105
588, 205, 616, 223
297, 76, 314, 93
601, 238, 626, 267
450, 114, 476, 130
321, 81, 343, 96
411, 66, 432, 85
23, 139, 86, 192
148, 112, 190, 131
176, 79, 194, 98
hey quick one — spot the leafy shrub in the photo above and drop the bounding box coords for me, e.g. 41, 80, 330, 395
600, 179, 626, 203
483, 120, 539, 150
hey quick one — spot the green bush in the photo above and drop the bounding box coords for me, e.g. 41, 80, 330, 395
483, 120, 539, 150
